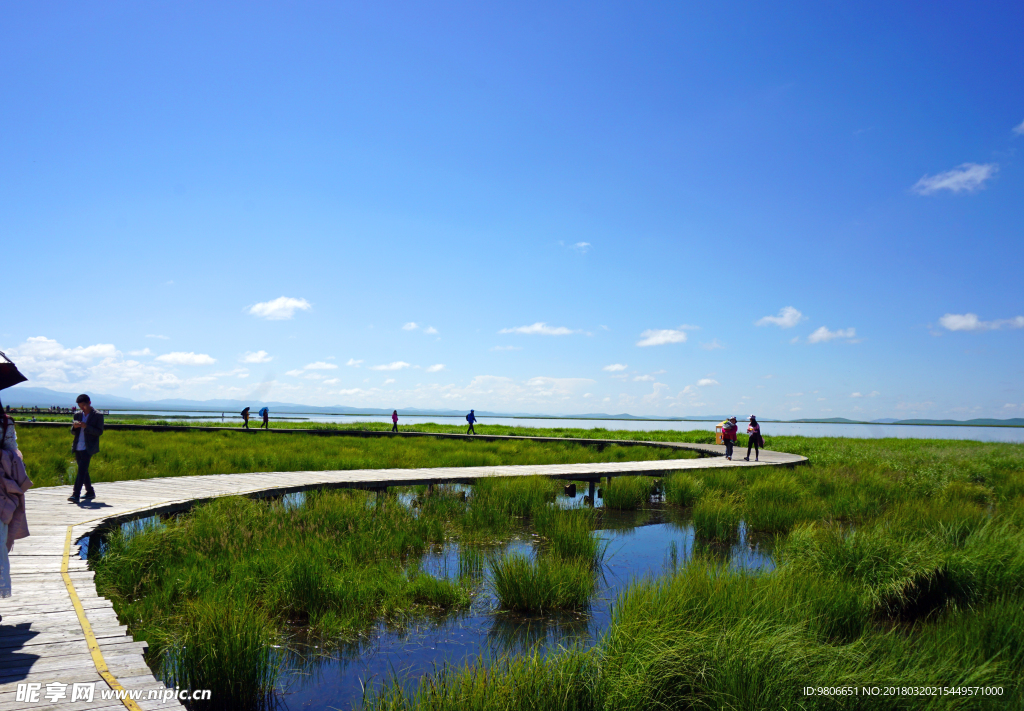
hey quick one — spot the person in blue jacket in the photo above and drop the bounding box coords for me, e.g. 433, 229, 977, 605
466, 409, 477, 435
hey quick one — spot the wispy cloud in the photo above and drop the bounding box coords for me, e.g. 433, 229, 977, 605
807, 326, 857, 344
145, 334, 169, 340
346, 358, 363, 367
938, 313, 1024, 332
304, 361, 338, 370
572, 242, 591, 253
636, 326, 697, 347
424, 326, 438, 335
425, 364, 445, 373
634, 374, 655, 382
490, 345, 522, 351
128, 348, 153, 356
912, 163, 998, 195
602, 364, 628, 372
500, 322, 577, 336
247, 296, 312, 320
756, 306, 805, 329
697, 378, 719, 386
402, 322, 419, 330
240, 350, 272, 363
1014, 119, 1024, 136
369, 361, 411, 371
700, 339, 725, 351
155, 352, 216, 366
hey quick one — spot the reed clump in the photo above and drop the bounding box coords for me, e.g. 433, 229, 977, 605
692, 493, 742, 542
601, 476, 652, 510
489, 553, 594, 613
664, 472, 704, 507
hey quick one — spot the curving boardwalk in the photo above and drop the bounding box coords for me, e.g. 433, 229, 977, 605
0, 432, 804, 710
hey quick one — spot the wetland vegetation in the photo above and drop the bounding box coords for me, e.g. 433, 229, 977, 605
60, 424, 1024, 709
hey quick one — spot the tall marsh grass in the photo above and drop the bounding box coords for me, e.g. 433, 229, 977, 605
489, 553, 594, 613
601, 476, 652, 510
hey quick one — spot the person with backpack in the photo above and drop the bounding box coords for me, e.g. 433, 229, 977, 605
391, 410, 399, 433
258, 406, 269, 430
720, 416, 738, 461
744, 415, 763, 462
466, 409, 477, 435
241, 407, 250, 430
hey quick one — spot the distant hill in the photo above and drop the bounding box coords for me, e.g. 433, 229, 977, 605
2, 385, 1022, 427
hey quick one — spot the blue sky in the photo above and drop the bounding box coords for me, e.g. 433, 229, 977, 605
2, 2, 1022, 418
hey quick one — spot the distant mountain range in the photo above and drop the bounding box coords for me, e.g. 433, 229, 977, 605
2, 386, 1022, 427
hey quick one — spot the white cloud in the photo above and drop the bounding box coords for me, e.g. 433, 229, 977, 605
634, 375, 655, 382
146, 334, 169, 340
912, 163, 998, 195
499, 322, 577, 336
756, 306, 805, 329
384, 378, 396, 385
636, 329, 686, 347
304, 361, 338, 370
128, 348, 153, 356
369, 361, 411, 371
241, 350, 272, 363
155, 352, 216, 366
285, 369, 304, 377
700, 339, 725, 351
938, 313, 1024, 332
1014, 119, 1024, 136
697, 378, 719, 386
247, 296, 312, 320
424, 326, 439, 335
403, 322, 419, 330
322, 378, 339, 385
426, 364, 445, 373
491, 345, 522, 351
851, 392, 863, 398
807, 326, 857, 344
346, 358, 363, 367
572, 242, 591, 253
869, 391, 880, 397
602, 364, 628, 372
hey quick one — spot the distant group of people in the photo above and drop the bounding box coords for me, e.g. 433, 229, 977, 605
239, 407, 270, 430
5, 404, 109, 415
389, 409, 478, 434
719, 415, 764, 461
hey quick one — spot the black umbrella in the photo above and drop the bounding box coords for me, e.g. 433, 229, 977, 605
0, 351, 27, 391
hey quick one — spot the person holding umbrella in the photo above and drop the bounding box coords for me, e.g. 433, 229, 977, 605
0, 351, 34, 614
258, 406, 270, 430
241, 406, 251, 430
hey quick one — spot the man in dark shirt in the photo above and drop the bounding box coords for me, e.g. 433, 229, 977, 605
69, 394, 104, 503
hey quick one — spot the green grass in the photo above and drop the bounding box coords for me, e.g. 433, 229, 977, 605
489, 553, 595, 613
600, 476, 653, 510
691, 493, 742, 542
663, 472, 704, 506
14, 426, 697, 488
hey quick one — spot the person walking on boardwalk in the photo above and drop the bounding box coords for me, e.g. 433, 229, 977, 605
70, 394, 103, 503
391, 410, 399, 433
258, 406, 270, 430
721, 416, 738, 461
241, 406, 250, 430
744, 415, 763, 462
466, 409, 477, 435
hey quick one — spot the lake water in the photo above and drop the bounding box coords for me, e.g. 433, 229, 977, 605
106, 409, 1024, 443
273, 500, 773, 710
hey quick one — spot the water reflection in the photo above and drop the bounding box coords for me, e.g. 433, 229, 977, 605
275, 504, 774, 709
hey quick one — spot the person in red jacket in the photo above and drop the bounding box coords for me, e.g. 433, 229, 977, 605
721, 416, 738, 460
391, 410, 399, 433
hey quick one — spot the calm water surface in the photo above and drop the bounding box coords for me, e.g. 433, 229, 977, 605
274, 499, 773, 710
108, 410, 1024, 443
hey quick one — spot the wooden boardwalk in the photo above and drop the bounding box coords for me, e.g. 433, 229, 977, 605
1, 433, 804, 710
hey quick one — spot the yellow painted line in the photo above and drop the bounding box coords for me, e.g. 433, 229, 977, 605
62, 526, 143, 711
